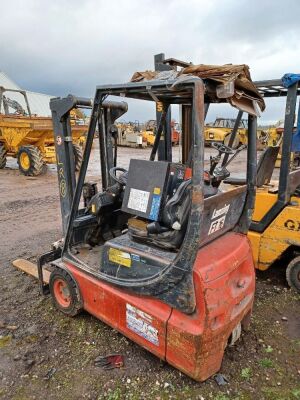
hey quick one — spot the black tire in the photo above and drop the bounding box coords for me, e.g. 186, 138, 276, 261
49, 267, 82, 317
0, 143, 7, 169
17, 145, 45, 176
286, 256, 300, 293
224, 133, 240, 150
73, 143, 83, 171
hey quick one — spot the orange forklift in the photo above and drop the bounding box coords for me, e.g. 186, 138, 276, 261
37, 62, 261, 381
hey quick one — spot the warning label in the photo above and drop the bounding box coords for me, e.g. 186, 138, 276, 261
127, 188, 150, 213
126, 304, 159, 346
108, 248, 131, 267
149, 194, 161, 220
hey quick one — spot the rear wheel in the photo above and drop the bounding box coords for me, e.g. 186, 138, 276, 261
73, 143, 83, 171
0, 144, 7, 169
17, 145, 45, 176
224, 133, 240, 149
286, 256, 300, 293
49, 268, 82, 316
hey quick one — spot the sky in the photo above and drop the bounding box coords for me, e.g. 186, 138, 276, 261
1, 0, 300, 124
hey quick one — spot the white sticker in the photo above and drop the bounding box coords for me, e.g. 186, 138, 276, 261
208, 215, 226, 235
127, 188, 150, 213
208, 203, 230, 235
212, 204, 230, 219
126, 303, 159, 346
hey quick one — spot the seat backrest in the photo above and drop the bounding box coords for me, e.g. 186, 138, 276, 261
256, 146, 279, 187
221, 146, 279, 186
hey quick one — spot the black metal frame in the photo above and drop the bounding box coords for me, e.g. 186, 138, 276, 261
39, 75, 257, 313
250, 79, 300, 232
154, 53, 173, 161
50, 95, 93, 235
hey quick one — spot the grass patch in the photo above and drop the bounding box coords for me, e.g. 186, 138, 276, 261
264, 345, 274, 353
262, 386, 300, 400
215, 395, 231, 400
292, 388, 300, 399
106, 388, 122, 400
0, 335, 12, 348
259, 358, 274, 368
241, 367, 252, 380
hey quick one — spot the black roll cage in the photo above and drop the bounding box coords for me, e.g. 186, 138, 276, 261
0, 87, 32, 116
39, 77, 257, 313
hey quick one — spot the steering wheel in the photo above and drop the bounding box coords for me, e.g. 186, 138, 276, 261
212, 142, 234, 155
109, 167, 128, 185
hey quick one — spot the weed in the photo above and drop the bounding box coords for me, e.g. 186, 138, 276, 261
100, 388, 122, 400
241, 367, 252, 380
215, 394, 230, 400
0, 335, 11, 348
264, 345, 274, 353
292, 388, 300, 399
259, 358, 274, 368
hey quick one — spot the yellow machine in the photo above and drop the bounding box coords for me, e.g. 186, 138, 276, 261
141, 119, 156, 146
0, 88, 87, 176
205, 117, 271, 150
225, 78, 300, 292
249, 187, 300, 276
263, 121, 284, 147
205, 117, 246, 148
117, 121, 146, 147
142, 129, 155, 145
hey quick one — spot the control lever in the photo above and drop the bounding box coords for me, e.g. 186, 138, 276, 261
209, 142, 234, 175
222, 144, 247, 169
212, 143, 247, 183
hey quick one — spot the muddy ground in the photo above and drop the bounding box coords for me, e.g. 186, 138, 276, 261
0, 144, 299, 400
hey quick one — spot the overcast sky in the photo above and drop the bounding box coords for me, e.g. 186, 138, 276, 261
1, 0, 300, 123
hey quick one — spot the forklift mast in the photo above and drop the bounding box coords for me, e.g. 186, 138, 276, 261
50, 95, 128, 236
50, 95, 93, 235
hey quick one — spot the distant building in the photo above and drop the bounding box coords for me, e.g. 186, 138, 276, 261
0, 71, 54, 117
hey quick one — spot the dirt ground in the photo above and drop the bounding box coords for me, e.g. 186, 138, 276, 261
0, 144, 299, 400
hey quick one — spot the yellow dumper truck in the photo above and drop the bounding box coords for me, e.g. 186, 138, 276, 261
0, 88, 87, 176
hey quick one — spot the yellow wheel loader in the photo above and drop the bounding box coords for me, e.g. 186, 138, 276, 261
0, 88, 87, 176
204, 117, 246, 148
205, 117, 267, 150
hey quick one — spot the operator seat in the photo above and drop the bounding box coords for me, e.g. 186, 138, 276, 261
127, 179, 192, 250
224, 146, 280, 187
127, 178, 218, 250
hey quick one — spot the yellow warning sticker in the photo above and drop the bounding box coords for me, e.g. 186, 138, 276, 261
108, 248, 131, 268
153, 187, 161, 195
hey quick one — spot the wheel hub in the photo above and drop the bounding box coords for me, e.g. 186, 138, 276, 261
53, 279, 71, 307
20, 152, 30, 170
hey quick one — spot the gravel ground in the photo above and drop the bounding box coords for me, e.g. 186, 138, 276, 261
0, 143, 299, 400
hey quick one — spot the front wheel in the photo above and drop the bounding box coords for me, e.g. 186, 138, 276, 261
0, 144, 7, 169
73, 143, 83, 171
17, 145, 45, 176
286, 256, 300, 293
49, 268, 82, 316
